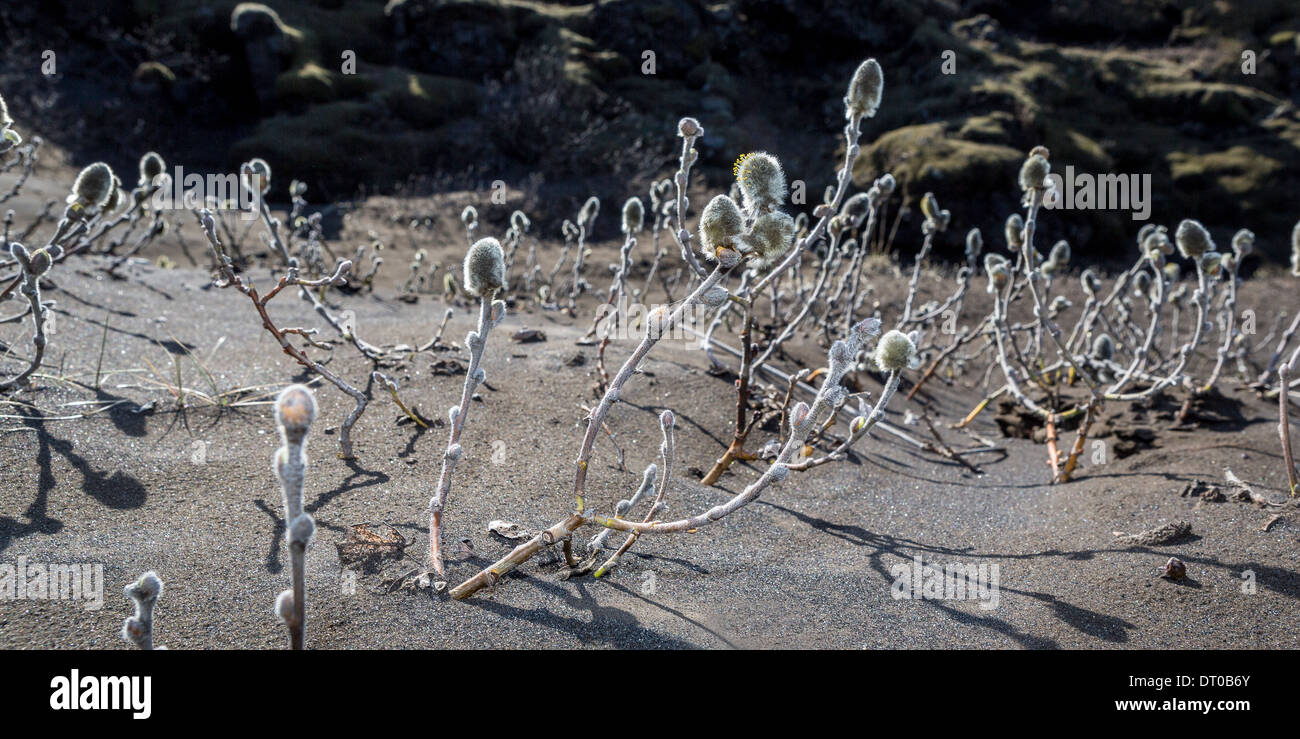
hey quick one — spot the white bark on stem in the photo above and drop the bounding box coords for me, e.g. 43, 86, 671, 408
594, 410, 676, 577
668, 130, 708, 280
752, 113, 864, 296
1107, 261, 1165, 395
572, 265, 729, 515
428, 296, 503, 575
451, 267, 729, 599
787, 368, 900, 471
1278, 363, 1298, 497
586, 319, 882, 536
1202, 261, 1238, 391
587, 463, 657, 553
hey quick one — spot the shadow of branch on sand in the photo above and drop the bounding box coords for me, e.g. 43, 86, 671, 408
760, 499, 1204, 647
305, 459, 389, 514
469, 576, 704, 649
2, 407, 150, 551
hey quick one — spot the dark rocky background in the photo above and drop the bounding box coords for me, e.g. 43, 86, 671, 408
1, 0, 1298, 265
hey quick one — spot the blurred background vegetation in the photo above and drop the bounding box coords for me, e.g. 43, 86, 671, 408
1, 0, 1298, 264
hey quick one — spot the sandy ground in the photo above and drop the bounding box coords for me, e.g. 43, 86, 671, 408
1, 163, 1298, 649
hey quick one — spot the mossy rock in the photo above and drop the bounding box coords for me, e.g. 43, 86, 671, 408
1007, 59, 1075, 102
1015, 0, 1180, 42
231, 2, 288, 38
1168, 145, 1285, 206
539, 27, 631, 89
1267, 30, 1298, 49
857, 122, 1023, 197
231, 100, 462, 192
131, 61, 182, 102
1091, 49, 1178, 90
686, 61, 740, 102
371, 71, 481, 128
134, 61, 176, 84
1130, 82, 1280, 127
955, 112, 1014, 144
589, 0, 711, 77
96, 0, 1300, 267
963, 77, 1041, 123
610, 76, 702, 117
229, 89, 493, 195
1043, 126, 1114, 172
229, 1, 388, 63
386, 0, 559, 79
274, 62, 337, 104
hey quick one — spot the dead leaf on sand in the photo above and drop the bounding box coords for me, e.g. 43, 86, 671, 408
487, 519, 532, 541
511, 328, 547, 343
336, 522, 408, 574
430, 357, 466, 375
1113, 520, 1192, 547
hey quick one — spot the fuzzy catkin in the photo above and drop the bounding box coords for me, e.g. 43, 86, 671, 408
1081, 269, 1101, 297
1005, 213, 1024, 249
274, 589, 294, 620
121, 571, 163, 649
1092, 334, 1114, 361
965, 228, 983, 262
919, 192, 949, 233
463, 237, 506, 297
1047, 240, 1070, 268
289, 513, 316, 546
699, 194, 744, 256
920, 192, 940, 222
1200, 251, 1224, 278
874, 330, 918, 372
985, 253, 1009, 293
243, 158, 271, 194
139, 152, 165, 186
748, 211, 795, 268
275, 385, 317, 443
511, 210, 530, 234
736, 152, 786, 213
578, 196, 600, 228
875, 173, 896, 197
1231, 229, 1253, 258
70, 162, 115, 208
27, 248, 52, 277
127, 571, 162, 603
621, 197, 644, 234
844, 58, 883, 120
840, 192, 871, 227
1291, 221, 1300, 277
1175, 219, 1213, 260
1142, 226, 1172, 257
1019, 152, 1050, 191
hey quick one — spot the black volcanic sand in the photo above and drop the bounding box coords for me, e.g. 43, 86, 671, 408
2, 196, 1299, 649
